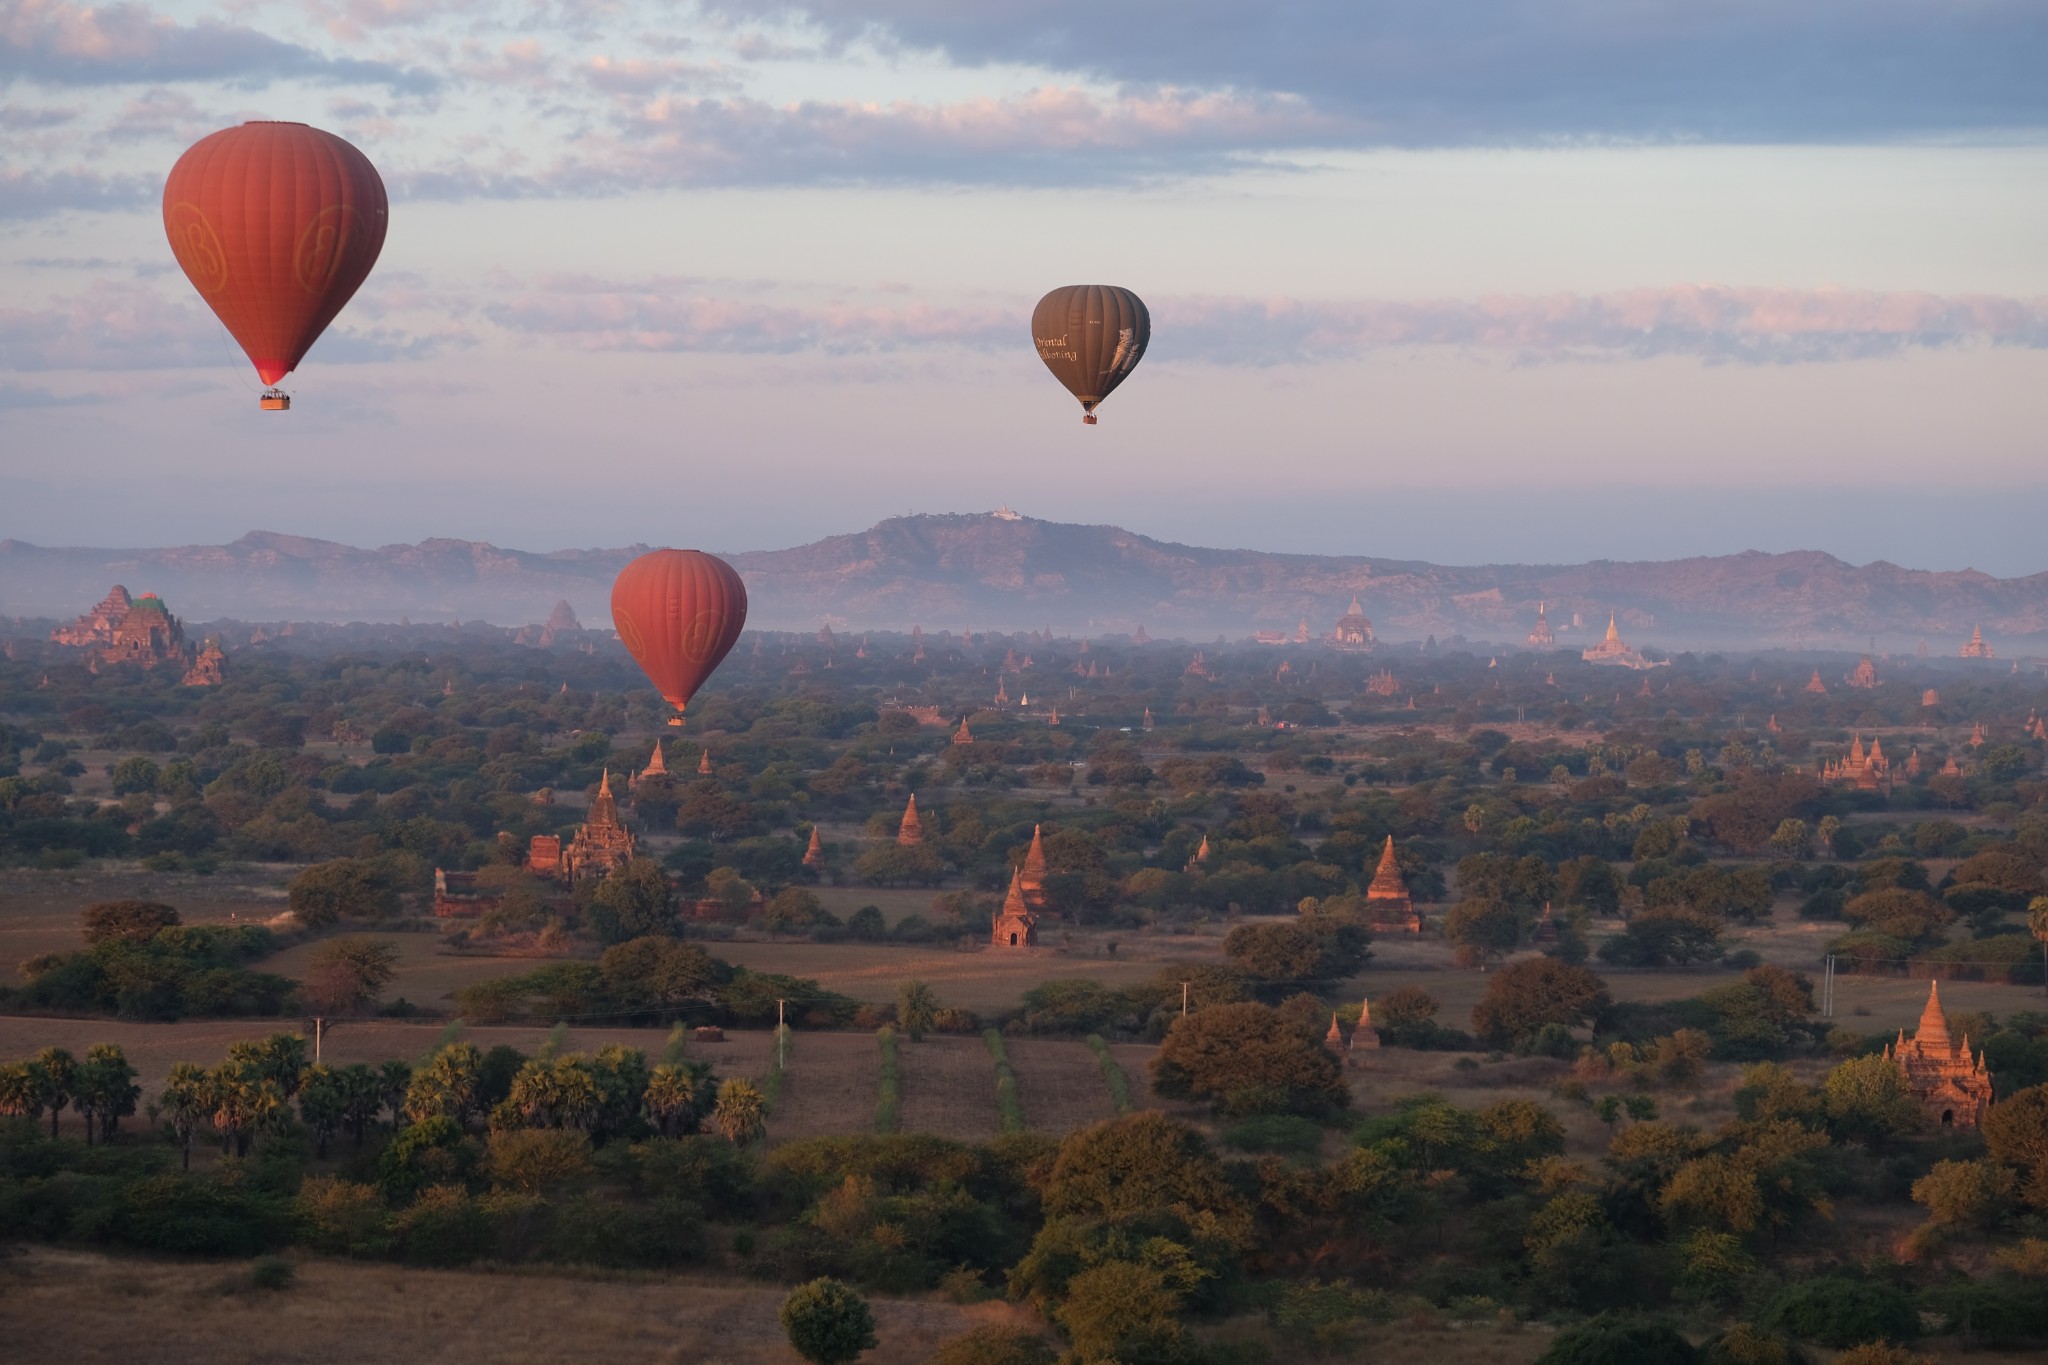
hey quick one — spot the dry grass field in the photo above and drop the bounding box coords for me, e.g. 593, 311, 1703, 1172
0, 866, 293, 977
895, 1033, 1000, 1141
1004, 1037, 1126, 1134
709, 939, 1166, 1012
764, 1029, 881, 1142
0, 1245, 1041, 1365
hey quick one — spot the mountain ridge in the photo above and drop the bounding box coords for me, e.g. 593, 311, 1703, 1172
0, 514, 2040, 649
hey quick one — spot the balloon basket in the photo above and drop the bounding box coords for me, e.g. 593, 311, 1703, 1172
667, 717, 684, 727
1081, 414, 1097, 425
260, 390, 291, 411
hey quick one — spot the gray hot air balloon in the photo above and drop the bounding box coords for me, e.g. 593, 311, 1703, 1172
1030, 285, 1150, 424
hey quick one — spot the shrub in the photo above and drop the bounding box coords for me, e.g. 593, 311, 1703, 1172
247, 1255, 296, 1291
1536, 1314, 1699, 1365
1221, 1113, 1324, 1154
1760, 1276, 1918, 1347
779, 1277, 878, 1365
919, 1324, 1055, 1365
392, 1186, 494, 1267
985, 1030, 1024, 1134
1084, 1034, 1132, 1114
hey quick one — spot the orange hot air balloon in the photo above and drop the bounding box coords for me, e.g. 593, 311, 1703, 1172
162, 121, 389, 410
611, 550, 749, 725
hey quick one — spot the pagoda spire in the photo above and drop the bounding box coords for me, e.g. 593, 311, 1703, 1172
897, 793, 924, 846
1915, 980, 1952, 1054
803, 826, 824, 867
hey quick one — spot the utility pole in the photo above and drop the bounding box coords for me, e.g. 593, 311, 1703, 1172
313, 1017, 324, 1064
1181, 982, 1190, 1019
777, 999, 786, 1070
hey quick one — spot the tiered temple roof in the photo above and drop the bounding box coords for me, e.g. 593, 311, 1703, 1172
1365, 836, 1421, 932
991, 868, 1037, 948
1886, 981, 1993, 1128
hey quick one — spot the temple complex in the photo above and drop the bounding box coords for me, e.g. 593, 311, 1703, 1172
990, 868, 1038, 947
1365, 836, 1422, 932
897, 793, 924, 846
52, 585, 134, 646
1885, 981, 1994, 1128
181, 638, 226, 687
1526, 602, 1554, 648
1846, 656, 1878, 689
1330, 596, 1375, 649
54, 585, 194, 669
1960, 625, 1994, 659
1580, 611, 1661, 669
1365, 669, 1400, 697
529, 771, 638, 881
1822, 735, 1891, 791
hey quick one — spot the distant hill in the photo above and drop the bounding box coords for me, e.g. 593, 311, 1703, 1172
2, 514, 2042, 650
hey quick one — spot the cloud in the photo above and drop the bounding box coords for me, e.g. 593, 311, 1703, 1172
708, 0, 2048, 144
484, 274, 1013, 352
484, 277, 2048, 365
0, 280, 473, 372
403, 84, 1338, 197
0, 0, 435, 91
0, 166, 155, 219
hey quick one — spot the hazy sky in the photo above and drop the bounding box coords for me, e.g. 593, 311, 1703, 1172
3, 1, 2046, 574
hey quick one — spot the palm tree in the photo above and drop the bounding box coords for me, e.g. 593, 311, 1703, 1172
74, 1044, 139, 1145
155, 1063, 212, 1171
404, 1043, 483, 1127
34, 1048, 76, 1140
644, 1062, 712, 1137
714, 1078, 766, 1148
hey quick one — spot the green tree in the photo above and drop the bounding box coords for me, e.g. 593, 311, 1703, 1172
504, 1055, 601, 1130
288, 859, 399, 928
80, 900, 180, 944
919, 1326, 1056, 1365
763, 887, 823, 938
1982, 1083, 2048, 1207
898, 979, 940, 1041
1443, 896, 1524, 967
302, 936, 400, 1013
405, 1043, 485, 1127
1536, 1315, 1699, 1365
155, 1062, 212, 1170
1151, 1000, 1348, 1117
110, 755, 161, 795
207, 1059, 287, 1156
1823, 1055, 1925, 1143
1471, 959, 1610, 1047
486, 1127, 594, 1194
298, 1064, 348, 1158
32, 1047, 76, 1140
714, 1077, 766, 1147
1057, 1259, 1192, 1365
1911, 1158, 2016, 1233
1768, 819, 1811, 859
780, 1278, 877, 1365
644, 1061, 714, 1137
584, 857, 678, 943
1759, 1276, 1917, 1347
73, 1043, 139, 1144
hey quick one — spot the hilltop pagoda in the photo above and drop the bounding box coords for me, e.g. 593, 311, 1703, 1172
1885, 981, 1993, 1128
1581, 611, 1661, 670
1526, 601, 1555, 648
1960, 625, 1994, 659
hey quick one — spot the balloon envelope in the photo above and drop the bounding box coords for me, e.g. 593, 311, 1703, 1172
1031, 285, 1150, 421
162, 121, 389, 387
611, 550, 749, 720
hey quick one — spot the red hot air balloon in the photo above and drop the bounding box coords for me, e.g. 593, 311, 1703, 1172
611, 550, 749, 725
162, 122, 389, 410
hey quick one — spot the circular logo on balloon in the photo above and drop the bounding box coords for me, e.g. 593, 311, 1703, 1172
293, 204, 365, 296
679, 610, 728, 663
166, 203, 229, 294
613, 606, 646, 657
